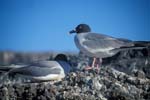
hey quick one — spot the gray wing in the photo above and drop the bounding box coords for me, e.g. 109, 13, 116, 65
83, 33, 133, 50
9, 63, 61, 77
31, 61, 58, 68
116, 38, 132, 43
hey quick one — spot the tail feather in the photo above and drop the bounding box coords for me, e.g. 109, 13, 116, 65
0, 66, 12, 72
0, 64, 27, 72
112, 40, 150, 52
133, 41, 150, 47
111, 46, 147, 53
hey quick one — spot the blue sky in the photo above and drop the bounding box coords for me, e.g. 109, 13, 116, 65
0, 0, 150, 52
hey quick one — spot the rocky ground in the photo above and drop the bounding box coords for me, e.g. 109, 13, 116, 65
0, 45, 150, 100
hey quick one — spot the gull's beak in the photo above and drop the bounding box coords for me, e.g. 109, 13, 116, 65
69, 30, 76, 34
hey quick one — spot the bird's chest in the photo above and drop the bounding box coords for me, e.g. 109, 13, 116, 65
74, 34, 87, 49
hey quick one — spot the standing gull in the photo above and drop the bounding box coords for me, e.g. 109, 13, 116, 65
6, 54, 71, 82
69, 24, 145, 70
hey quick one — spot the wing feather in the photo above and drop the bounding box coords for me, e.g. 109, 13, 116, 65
82, 33, 133, 51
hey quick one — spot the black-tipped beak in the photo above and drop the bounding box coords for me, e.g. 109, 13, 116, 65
69, 30, 76, 34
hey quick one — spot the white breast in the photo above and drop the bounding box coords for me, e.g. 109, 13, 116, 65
75, 33, 89, 52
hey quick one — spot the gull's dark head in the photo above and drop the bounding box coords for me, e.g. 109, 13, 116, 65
69, 24, 91, 34
54, 54, 68, 62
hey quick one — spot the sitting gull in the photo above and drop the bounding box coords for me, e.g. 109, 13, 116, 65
6, 54, 71, 82
69, 24, 146, 70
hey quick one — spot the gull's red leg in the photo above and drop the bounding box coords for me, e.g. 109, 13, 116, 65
84, 57, 96, 70
96, 58, 102, 73
91, 57, 96, 68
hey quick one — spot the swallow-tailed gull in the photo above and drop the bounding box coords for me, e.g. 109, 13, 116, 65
7, 54, 71, 82
69, 24, 145, 70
